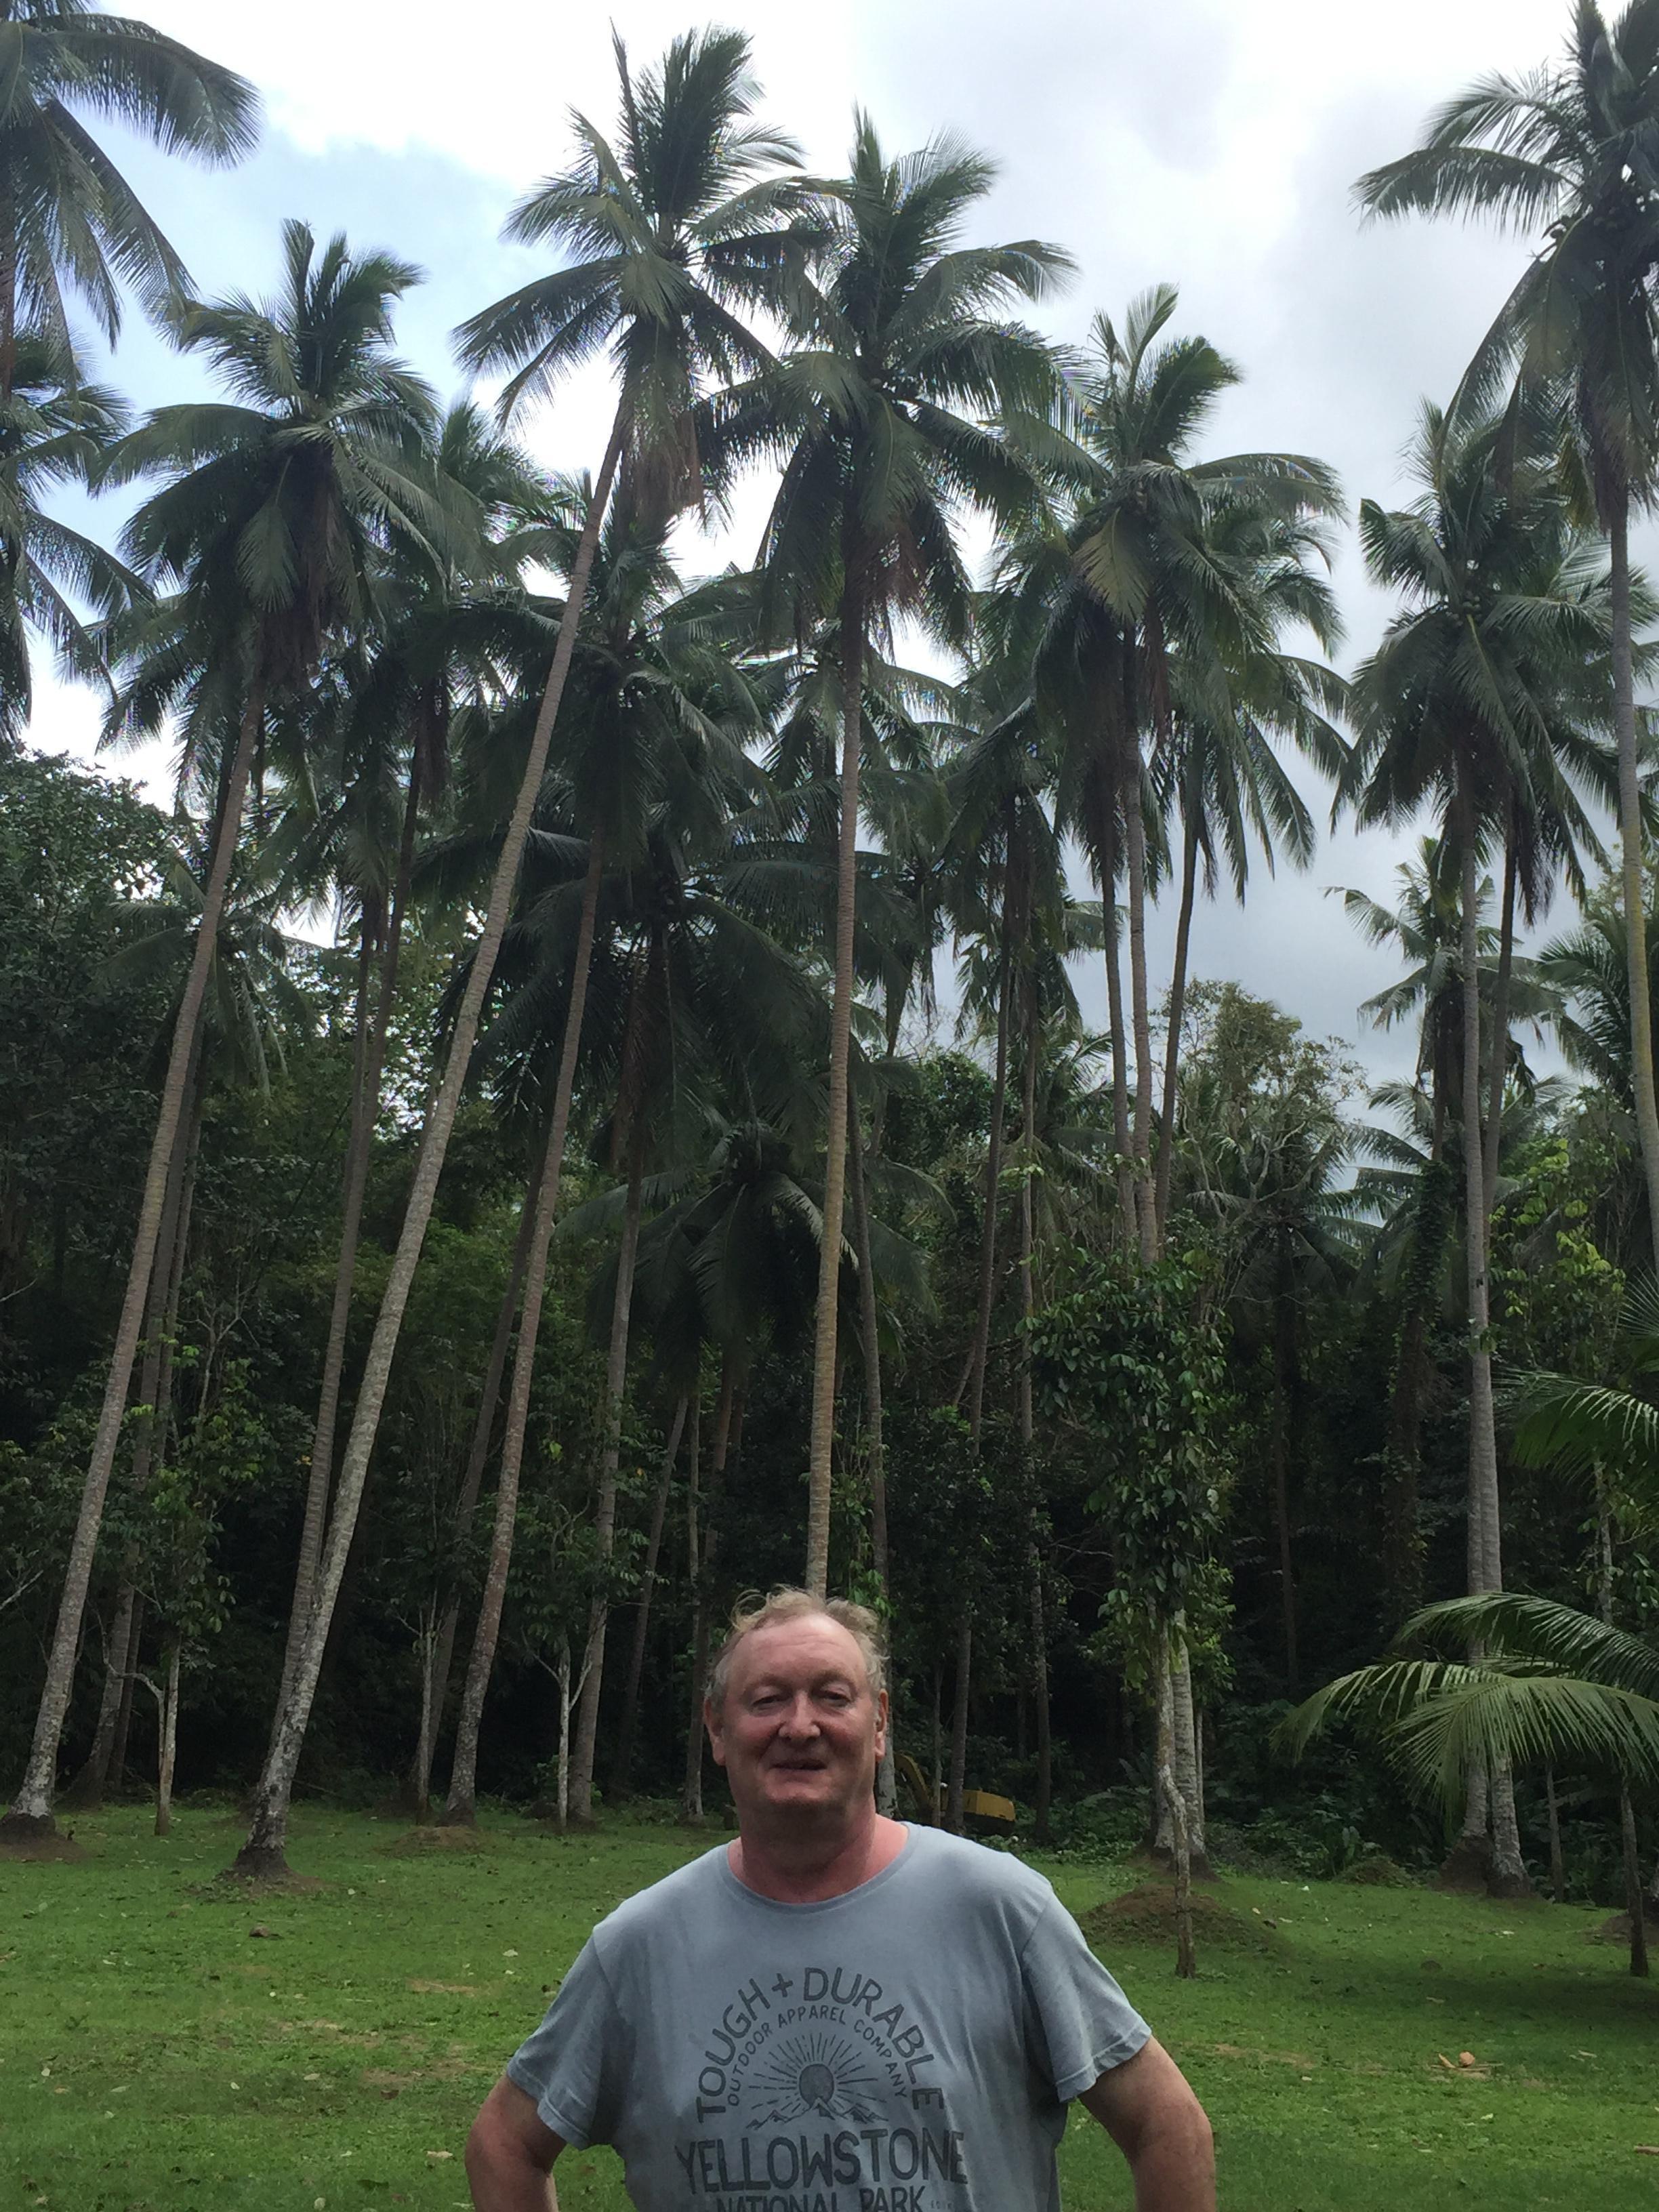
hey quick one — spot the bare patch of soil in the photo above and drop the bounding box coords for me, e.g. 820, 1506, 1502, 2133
384, 1826, 484, 1856
0, 1831, 86, 1863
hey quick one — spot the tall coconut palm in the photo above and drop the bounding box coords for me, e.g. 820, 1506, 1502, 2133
3, 220, 436, 1836
228, 29, 813, 1877
1063, 288, 1343, 1260
0, 1, 257, 397
1343, 400, 1614, 1893
712, 115, 1069, 1593
1357, 0, 1659, 1271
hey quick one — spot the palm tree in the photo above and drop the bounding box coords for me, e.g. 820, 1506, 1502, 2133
1356, 0, 1659, 1271
4, 220, 436, 1837
0, 329, 138, 745
713, 115, 1069, 1593
0, 1, 257, 396
1343, 400, 1616, 1895
228, 30, 814, 1877
1061, 285, 1343, 1259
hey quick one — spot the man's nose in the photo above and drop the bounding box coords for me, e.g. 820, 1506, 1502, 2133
778, 1694, 820, 1736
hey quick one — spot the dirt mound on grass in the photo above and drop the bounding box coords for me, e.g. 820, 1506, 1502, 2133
1588, 1904, 1659, 1945
1081, 1882, 1290, 1957
383, 1824, 485, 1856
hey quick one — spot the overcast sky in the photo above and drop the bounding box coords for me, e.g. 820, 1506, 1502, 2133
37, 0, 1603, 1086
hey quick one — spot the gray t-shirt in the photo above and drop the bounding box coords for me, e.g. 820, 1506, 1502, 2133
506, 1824, 1149, 2211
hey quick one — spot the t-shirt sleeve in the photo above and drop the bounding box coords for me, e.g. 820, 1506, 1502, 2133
504, 1935, 630, 2149
1019, 1893, 1151, 2100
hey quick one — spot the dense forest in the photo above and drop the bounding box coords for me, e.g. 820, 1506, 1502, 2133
4, 0, 1659, 1963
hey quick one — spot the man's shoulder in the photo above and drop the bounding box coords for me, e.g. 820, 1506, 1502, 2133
899, 1826, 1059, 1920
593, 1841, 727, 1944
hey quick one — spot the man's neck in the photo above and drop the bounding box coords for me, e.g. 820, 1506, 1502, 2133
729, 1810, 908, 1904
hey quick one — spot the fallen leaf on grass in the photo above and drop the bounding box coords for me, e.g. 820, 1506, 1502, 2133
1635, 2148, 1659, 2156
425, 2150, 453, 2161
1458, 2052, 1476, 2068
1437, 2055, 1454, 2070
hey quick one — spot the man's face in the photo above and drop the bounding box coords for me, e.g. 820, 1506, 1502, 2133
706, 1616, 886, 1826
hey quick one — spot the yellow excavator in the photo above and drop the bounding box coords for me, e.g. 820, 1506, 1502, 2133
896, 1751, 1015, 1831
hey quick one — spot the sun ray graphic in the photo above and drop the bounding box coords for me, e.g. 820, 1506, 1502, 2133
745, 2032, 883, 2127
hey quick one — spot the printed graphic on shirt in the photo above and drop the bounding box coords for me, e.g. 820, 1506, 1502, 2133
676, 1960, 968, 2212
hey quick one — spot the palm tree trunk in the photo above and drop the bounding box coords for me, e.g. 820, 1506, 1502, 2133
680, 1404, 707, 1824
961, 909, 1012, 1443
609, 1396, 688, 1800
806, 582, 865, 1598
1621, 1790, 1651, 1978
846, 1118, 895, 1816
1271, 1259, 1298, 1692
945, 1615, 971, 1835
154, 1641, 180, 1839
1610, 501, 1659, 1277
1121, 732, 1158, 1263
1482, 801, 1517, 1225
230, 409, 627, 1878
108, 1595, 144, 1791
277, 771, 421, 1725
1453, 764, 1528, 1899
1544, 1767, 1567, 1904
568, 1073, 651, 1829
440, 837, 609, 1828
64, 1038, 203, 1812
1154, 800, 1200, 1233
1099, 798, 1137, 1250
1016, 998, 1052, 1843
5, 678, 264, 1839
413, 1128, 547, 1816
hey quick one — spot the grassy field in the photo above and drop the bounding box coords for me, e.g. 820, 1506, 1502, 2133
2, 1805, 1657, 2211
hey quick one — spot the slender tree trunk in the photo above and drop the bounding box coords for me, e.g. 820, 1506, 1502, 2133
846, 1120, 895, 1817
610, 1397, 688, 1799
413, 1130, 548, 1816
946, 1614, 971, 1835
108, 1596, 144, 1792
64, 1045, 203, 1814
568, 1078, 651, 1828
411, 1609, 438, 1826
1544, 1767, 1566, 1904
1122, 767, 1158, 1264
5, 680, 264, 1837
806, 583, 865, 1597
154, 1642, 180, 1839
230, 410, 627, 1878
1453, 766, 1529, 1898
1154, 802, 1200, 1233
441, 838, 609, 1827
1159, 1738, 1196, 1980
277, 775, 420, 1724
681, 1404, 706, 1824
1271, 1264, 1298, 1692
1482, 802, 1517, 1225
962, 910, 1012, 1443
1610, 500, 1659, 1277
1016, 1006, 1052, 1844
1169, 1630, 1208, 1872
1101, 823, 1137, 1249
1621, 1790, 1650, 1978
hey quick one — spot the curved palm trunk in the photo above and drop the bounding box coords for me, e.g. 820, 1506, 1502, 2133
440, 838, 609, 1827
230, 410, 626, 1877
1154, 800, 1200, 1234
1611, 503, 1659, 1277
961, 913, 1012, 1443
568, 1099, 651, 1827
806, 584, 865, 1598
846, 1118, 895, 1816
5, 678, 264, 1837
611, 1397, 689, 1799
1451, 764, 1529, 1898
276, 773, 420, 1725
64, 1040, 203, 1811
411, 1132, 546, 1817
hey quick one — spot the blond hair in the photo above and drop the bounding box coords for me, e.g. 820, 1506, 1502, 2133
706, 1587, 886, 1711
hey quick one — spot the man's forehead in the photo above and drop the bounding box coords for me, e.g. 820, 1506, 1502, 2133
731, 1616, 869, 1689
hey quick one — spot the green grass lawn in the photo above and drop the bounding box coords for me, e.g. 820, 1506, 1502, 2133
3, 1805, 1656, 2210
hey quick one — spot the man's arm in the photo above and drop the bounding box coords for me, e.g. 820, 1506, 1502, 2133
466, 2076, 566, 2212
1077, 2036, 1215, 2212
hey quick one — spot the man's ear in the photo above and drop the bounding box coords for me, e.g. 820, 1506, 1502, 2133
704, 1696, 727, 1768
873, 1688, 888, 1763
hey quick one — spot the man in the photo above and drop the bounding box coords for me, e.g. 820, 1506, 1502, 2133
468, 1589, 1215, 2212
